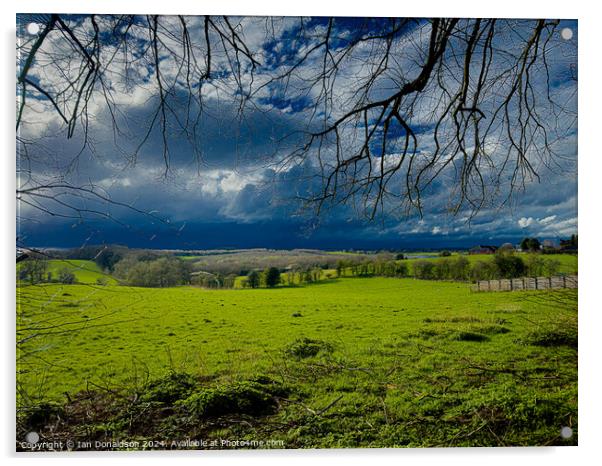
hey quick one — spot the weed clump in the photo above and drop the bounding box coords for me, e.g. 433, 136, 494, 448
285, 337, 334, 359
413, 328, 442, 339
141, 372, 197, 404
248, 374, 290, 397
449, 316, 483, 323
527, 326, 577, 348
177, 381, 281, 418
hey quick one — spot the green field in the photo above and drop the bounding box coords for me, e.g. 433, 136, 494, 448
403, 252, 578, 274
17, 276, 577, 448
18, 259, 119, 285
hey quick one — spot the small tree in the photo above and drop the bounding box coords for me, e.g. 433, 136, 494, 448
335, 260, 345, 277
58, 268, 76, 284
520, 237, 541, 252
264, 267, 281, 288
493, 251, 526, 279
246, 270, 260, 289
21, 257, 48, 285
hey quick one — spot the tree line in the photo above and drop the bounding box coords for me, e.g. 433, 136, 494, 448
17, 249, 568, 289
328, 251, 563, 283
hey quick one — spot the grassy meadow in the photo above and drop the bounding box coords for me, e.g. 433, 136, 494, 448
18, 259, 119, 285
17, 268, 577, 448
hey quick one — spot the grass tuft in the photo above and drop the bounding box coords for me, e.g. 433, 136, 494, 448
285, 338, 334, 359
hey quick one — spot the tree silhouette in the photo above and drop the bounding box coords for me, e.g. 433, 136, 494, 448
16, 15, 576, 228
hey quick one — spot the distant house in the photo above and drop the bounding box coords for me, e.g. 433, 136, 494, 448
542, 239, 559, 250
499, 242, 515, 252
468, 245, 497, 255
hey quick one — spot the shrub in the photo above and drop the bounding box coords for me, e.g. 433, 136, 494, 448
470, 260, 498, 281
433, 258, 452, 280
393, 261, 409, 277
525, 254, 546, 277
413, 260, 436, 280
450, 256, 471, 280
544, 259, 561, 276
525, 254, 561, 277
493, 251, 525, 279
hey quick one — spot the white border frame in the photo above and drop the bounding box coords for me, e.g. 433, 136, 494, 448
3, 1, 599, 465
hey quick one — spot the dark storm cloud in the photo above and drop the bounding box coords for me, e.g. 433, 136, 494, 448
17, 16, 578, 250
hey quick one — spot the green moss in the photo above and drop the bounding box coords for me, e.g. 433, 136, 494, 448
141, 372, 197, 404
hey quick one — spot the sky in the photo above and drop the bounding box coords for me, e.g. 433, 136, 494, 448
16, 15, 578, 251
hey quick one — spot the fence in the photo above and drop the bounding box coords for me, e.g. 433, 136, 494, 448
471, 275, 578, 292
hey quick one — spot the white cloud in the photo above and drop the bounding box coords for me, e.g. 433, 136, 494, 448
536, 216, 578, 237
518, 217, 534, 228
538, 215, 557, 225
431, 226, 442, 234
